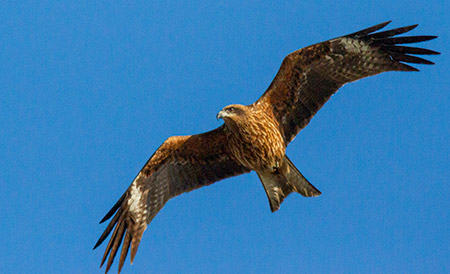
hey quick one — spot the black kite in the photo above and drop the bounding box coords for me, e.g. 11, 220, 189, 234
94, 21, 439, 273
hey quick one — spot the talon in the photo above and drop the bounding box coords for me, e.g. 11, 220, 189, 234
272, 161, 280, 174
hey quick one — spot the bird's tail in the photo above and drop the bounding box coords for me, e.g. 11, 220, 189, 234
257, 155, 321, 212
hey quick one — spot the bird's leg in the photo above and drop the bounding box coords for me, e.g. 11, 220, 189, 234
272, 160, 280, 174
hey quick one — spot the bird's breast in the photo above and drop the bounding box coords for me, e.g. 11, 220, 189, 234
226, 116, 285, 172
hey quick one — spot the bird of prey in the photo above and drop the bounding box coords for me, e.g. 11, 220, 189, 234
94, 21, 439, 273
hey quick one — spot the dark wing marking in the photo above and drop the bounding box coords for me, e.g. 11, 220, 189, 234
93, 125, 250, 273
255, 21, 439, 144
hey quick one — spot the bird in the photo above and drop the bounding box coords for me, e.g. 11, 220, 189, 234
93, 21, 439, 273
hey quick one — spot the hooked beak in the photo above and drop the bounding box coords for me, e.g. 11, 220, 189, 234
216, 110, 226, 120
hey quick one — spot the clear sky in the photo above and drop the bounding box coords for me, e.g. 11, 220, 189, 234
1, 1, 449, 274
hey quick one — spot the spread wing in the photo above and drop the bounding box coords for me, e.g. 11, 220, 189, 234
255, 21, 439, 144
93, 125, 250, 274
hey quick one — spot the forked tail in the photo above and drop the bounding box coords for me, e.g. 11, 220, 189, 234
257, 155, 321, 212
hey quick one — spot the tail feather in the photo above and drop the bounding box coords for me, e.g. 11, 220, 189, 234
257, 156, 321, 212
284, 156, 321, 198
257, 172, 290, 212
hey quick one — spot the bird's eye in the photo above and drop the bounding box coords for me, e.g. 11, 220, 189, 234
228, 107, 235, 112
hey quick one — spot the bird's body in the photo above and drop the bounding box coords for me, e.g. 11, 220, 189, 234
221, 104, 285, 172
94, 21, 439, 274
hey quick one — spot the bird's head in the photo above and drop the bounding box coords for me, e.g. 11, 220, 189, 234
216, 104, 247, 122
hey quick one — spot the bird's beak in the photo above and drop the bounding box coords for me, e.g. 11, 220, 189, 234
216, 110, 226, 120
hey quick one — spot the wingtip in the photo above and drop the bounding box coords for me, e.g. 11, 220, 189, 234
377, 20, 392, 29
429, 35, 438, 40
130, 249, 137, 265
409, 23, 419, 30
377, 20, 392, 27
396, 62, 420, 72
118, 232, 131, 273
100, 192, 128, 224
104, 264, 112, 274
417, 35, 439, 42
118, 264, 125, 273
93, 242, 101, 250
401, 23, 419, 33
129, 229, 145, 265
344, 20, 392, 38
372, 20, 392, 30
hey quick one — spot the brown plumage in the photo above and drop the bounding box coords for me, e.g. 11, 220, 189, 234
94, 21, 439, 273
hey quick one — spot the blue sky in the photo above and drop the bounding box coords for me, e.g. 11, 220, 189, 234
1, 1, 449, 273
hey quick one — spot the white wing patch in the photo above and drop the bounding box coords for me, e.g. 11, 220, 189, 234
339, 37, 370, 54
128, 177, 143, 214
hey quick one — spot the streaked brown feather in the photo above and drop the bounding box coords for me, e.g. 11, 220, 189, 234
130, 228, 145, 265
94, 125, 249, 273
94, 207, 123, 252
256, 21, 439, 144
118, 232, 131, 273
100, 211, 121, 267
224, 106, 285, 172
105, 220, 126, 274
